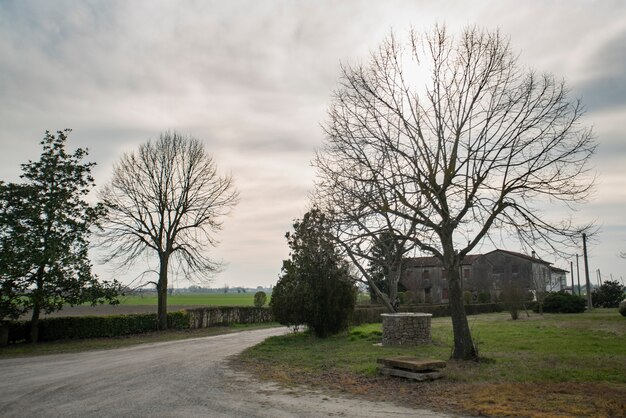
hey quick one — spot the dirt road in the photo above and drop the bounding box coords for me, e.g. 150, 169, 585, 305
0, 328, 455, 417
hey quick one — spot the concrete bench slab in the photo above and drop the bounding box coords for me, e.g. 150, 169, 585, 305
377, 357, 446, 372
378, 367, 444, 381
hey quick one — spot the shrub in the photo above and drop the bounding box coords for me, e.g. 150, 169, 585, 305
463, 291, 473, 305
477, 291, 491, 304
619, 300, 626, 317
253, 291, 267, 307
541, 291, 586, 313
500, 281, 527, 320
592, 280, 625, 308
397, 291, 406, 304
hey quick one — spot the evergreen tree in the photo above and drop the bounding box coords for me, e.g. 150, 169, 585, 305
366, 230, 406, 306
271, 208, 356, 337
0, 130, 119, 342
592, 280, 625, 308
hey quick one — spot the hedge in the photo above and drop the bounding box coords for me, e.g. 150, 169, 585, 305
6, 306, 275, 344
7, 311, 189, 344
350, 303, 503, 326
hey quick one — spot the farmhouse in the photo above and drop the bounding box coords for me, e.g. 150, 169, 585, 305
400, 249, 568, 304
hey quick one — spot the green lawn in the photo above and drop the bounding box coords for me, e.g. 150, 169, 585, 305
241, 310, 625, 383
117, 292, 262, 306
237, 309, 626, 417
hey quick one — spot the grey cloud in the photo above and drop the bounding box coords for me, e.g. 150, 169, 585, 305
574, 29, 626, 112
2, 0, 626, 287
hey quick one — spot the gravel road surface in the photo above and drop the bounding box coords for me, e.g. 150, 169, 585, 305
0, 328, 455, 417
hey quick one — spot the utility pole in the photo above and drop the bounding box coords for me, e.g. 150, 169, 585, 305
570, 261, 574, 294
582, 233, 592, 310
576, 254, 581, 297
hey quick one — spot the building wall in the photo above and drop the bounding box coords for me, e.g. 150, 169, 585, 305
400, 250, 561, 304
400, 264, 471, 304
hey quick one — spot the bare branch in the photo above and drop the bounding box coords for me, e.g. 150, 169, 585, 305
313, 26, 596, 360
97, 132, 238, 329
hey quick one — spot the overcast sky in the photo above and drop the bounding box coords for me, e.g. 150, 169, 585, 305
1, 0, 625, 289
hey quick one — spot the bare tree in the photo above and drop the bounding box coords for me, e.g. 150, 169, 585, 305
99, 132, 238, 329
313, 26, 595, 360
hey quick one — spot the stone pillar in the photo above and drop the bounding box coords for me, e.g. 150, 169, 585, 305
381, 313, 432, 346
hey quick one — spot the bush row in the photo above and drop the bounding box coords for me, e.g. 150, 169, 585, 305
7, 311, 189, 343
7, 306, 274, 344
350, 303, 503, 326
533, 292, 587, 313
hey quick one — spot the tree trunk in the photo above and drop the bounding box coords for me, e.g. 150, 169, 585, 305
29, 269, 45, 343
157, 254, 169, 330
444, 245, 478, 361
367, 278, 395, 312
388, 268, 401, 312
29, 303, 41, 343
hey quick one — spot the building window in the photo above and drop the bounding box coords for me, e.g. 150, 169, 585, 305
442, 268, 447, 279
422, 270, 430, 279
512, 265, 519, 274
442, 288, 449, 300
463, 268, 470, 279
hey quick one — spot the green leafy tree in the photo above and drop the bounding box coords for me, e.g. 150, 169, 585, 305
0, 130, 120, 342
0, 182, 31, 324
253, 291, 267, 307
592, 280, 625, 308
270, 209, 357, 337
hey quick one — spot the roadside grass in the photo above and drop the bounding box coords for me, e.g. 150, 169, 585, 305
235, 310, 626, 417
0, 322, 280, 359
116, 292, 260, 306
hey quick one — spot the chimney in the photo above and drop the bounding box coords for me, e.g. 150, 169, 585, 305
531, 251, 536, 259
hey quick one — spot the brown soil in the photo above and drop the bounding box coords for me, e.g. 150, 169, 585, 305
233, 359, 626, 418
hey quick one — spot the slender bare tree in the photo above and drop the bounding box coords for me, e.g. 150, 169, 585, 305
99, 132, 238, 329
313, 26, 596, 360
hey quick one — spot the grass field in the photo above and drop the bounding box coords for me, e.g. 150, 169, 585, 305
116, 292, 261, 306
236, 310, 626, 417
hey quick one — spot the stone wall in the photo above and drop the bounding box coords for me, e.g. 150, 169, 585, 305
381, 313, 432, 346
186, 306, 274, 329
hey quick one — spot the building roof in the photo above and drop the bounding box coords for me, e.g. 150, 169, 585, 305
550, 266, 569, 273
483, 249, 552, 266
405, 249, 553, 268
404, 254, 481, 268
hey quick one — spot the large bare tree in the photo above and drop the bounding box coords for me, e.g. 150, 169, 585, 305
99, 132, 238, 329
313, 26, 596, 360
